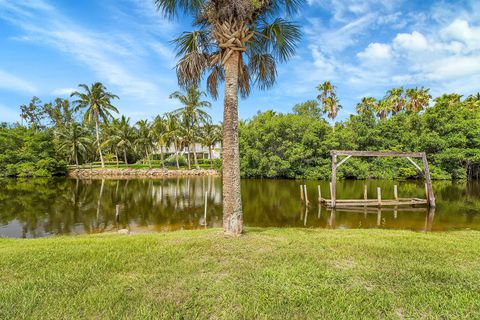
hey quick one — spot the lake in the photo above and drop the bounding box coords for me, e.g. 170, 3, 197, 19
1, 177, 479, 238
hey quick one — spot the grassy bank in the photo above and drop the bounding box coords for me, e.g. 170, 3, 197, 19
1, 229, 480, 319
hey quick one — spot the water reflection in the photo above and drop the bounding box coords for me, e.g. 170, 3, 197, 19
0, 178, 479, 238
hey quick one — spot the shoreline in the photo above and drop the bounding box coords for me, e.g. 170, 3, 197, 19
68, 168, 219, 178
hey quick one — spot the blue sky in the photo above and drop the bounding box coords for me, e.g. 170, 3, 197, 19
1, 0, 479, 124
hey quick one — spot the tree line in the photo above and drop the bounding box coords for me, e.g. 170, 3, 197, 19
241, 83, 480, 180
1, 83, 222, 177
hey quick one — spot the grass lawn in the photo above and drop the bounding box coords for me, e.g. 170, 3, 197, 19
1, 228, 480, 319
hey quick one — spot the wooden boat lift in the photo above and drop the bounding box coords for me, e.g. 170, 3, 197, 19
322, 150, 436, 208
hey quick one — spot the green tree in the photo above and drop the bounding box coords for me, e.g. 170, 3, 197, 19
116, 116, 136, 166
155, 0, 303, 234
355, 97, 377, 116
292, 100, 322, 119
317, 81, 341, 131
406, 87, 431, 113
20, 96, 45, 131
385, 87, 406, 114
56, 122, 91, 167
200, 123, 221, 168
135, 119, 154, 168
71, 82, 119, 168
170, 86, 212, 169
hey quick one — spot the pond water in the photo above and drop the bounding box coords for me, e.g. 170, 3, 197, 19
1, 177, 479, 238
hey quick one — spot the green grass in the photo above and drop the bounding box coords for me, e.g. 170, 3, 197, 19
1, 228, 480, 319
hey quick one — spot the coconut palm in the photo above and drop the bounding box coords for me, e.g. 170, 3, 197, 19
356, 97, 377, 116
406, 87, 431, 113
170, 86, 212, 169
56, 122, 91, 168
154, 0, 303, 235
102, 119, 122, 167
200, 123, 221, 168
164, 113, 183, 169
116, 116, 136, 166
71, 82, 119, 168
135, 119, 154, 168
152, 115, 168, 168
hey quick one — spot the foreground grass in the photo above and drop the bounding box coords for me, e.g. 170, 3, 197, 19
1, 229, 480, 319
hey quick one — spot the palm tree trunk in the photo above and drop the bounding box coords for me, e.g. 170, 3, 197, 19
160, 145, 165, 169
145, 147, 151, 168
124, 149, 128, 166
75, 147, 79, 168
115, 149, 119, 167
95, 116, 105, 168
174, 141, 180, 169
222, 51, 243, 235
192, 141, 199, 169
187, 144, 191, 169
209, 145, 213, 168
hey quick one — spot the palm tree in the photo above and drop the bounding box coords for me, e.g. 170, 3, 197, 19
170, 86, 212, 169
56, 122, 91, 168
102, 119, 122, 167
317, 81, 341, 131
154, 0, 303, 235
135, 119, 154, 168
71, 82, 119, 168
164, 113, 182, 169
406, 87, 431, 113
356, 97, 377, 116
152, 116, 168, 168
375, 99, 392, 120
385, 87, 405, 114
200, 123, 221, 168
117, 116, 135, 166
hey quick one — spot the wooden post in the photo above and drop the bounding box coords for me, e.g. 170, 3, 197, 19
300, 185, 304, 203
394, 185, 398, 200
422, 153, 436, 207
425, 183, 429, 203
377, 187, 381, 207
303, 184, 309, 206
331, 153, 337, 208
377, 208, 381, 226
115, 204, 120, 223
364, 185, 368, 201
318, 185, 322, 203
204, 191, 208, 227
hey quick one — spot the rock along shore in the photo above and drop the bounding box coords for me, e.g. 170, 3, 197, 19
68, 168, 219, 178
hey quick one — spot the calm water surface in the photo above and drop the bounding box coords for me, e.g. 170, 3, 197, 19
1, 177, 480, 238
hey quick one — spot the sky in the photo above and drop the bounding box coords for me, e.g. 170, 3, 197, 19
1, 0, 479, 123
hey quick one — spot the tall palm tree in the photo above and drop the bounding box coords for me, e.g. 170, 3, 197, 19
154, 0, 303, 235
102, 119, 122, 167
71, 82, 119, 168
135, 120, 154, 168
406, 87, 431, 113
56, 122, 91, 168
375, 99, 392, 120
170, 86, 212, 169
356, 97, 377, 116
200, 123, 221, 168
317, 81, 341, 131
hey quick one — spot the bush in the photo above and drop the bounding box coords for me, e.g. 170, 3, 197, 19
164, 155, 187, 167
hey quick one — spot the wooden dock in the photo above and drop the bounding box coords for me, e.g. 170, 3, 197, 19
320, 197, 428, 207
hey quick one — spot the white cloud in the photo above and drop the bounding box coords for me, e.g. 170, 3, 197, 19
357, 42, 392, 61
0, 69, 36, 93
51, 87, 76, 96
393, 31, 429, 52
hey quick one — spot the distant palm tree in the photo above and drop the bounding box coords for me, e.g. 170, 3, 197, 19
71, 82, 119, 168
116, 116, 135, 166
317, 81, 341, 131
155, 0, 303, 235
102, 119, 122, 167
375, 99, 392, 120
135, 119, 154, 168
385, 87, 405, 114
200, 123, 221, 168
152, 116, 167, 168
356, 97, 377, 116
164, 113, 182, 169
406, 87, 431, 113
170, 86, 212, 169
56, 122, 91, 168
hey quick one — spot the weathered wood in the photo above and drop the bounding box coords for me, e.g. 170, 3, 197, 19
317, 185, 322, 203
303, 184, 309, 206
364, 185, 368, 200
331, 154, 337, 208
406, 157, 423, 172
300, 185, 304, 203
331, 150, 424, 158
336, 155, 352, 168
394, 185, 398, 200
328, 199, 428, 207
422, 154, 435, 207
377, 208, 381, 226
377, 187, 382, 206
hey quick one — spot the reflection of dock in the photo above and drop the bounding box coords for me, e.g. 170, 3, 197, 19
321, 198, 428, 207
